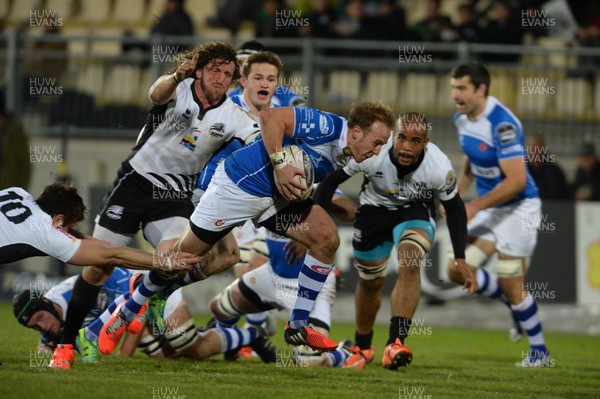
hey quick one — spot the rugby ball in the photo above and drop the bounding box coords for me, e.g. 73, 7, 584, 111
292, 345, 329, 366
277, 145, 314, 201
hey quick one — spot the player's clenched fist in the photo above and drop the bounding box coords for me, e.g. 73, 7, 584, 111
174, 53, 199, 83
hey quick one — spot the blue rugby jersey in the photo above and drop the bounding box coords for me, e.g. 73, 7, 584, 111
224, 107, 349, 197
455, 96, 538, 206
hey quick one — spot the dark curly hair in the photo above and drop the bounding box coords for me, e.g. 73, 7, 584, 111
35, 183, 86, 226
169, 41, 240, 81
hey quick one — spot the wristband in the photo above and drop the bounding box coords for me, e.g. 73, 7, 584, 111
270, 151, 287, 170
173, 74, 180, 84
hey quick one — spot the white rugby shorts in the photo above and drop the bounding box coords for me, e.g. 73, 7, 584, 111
190, 163, 290, 232
467, 198, 541, 258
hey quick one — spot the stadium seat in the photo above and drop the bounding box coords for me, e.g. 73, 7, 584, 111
401, 73, 436, 112
62, 26, 91, 55
594, 74, 600, 117
90, 27, 124, 56
436, 74, 454, 114
185, 0, 218, 29
515, 73, 550, 117
138, 68, 157, 107
364, 72, 399, 107
327, 71, 361, 105
76, 63, 105, 98
555, 77, 592, 118
79, 0, 112, 24
112, 0, 146, 25
7, 0, 45, 25
488, 67, 516, 111
101, 65, 141, 105
536, 37, 576, 68
0, 1, 10, 22
399, 0, 429, 27
45, 0, 75, 20
148, 0, 166, 22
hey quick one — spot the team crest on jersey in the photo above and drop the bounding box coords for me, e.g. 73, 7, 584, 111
106, 205, 124, 220
445, 170, 456, 187
496, 122, 518, 144
209, 123, 225, 138
180, 134, 198, 151
445, 170, 457, 194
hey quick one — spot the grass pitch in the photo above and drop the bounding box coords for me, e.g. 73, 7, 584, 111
0, 302, 598, 399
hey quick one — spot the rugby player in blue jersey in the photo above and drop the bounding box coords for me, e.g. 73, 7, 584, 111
448, 61, 551, 367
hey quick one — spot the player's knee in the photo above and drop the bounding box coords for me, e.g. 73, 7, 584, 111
215, 285, 243, 319
309, 225, 339, 256
354, 259, 388, 281
399, 230, 431, 259
222, 245, 240, 269
165, 319, 199, 353
208, 294, 222, 317
138, 334, 165, 357
496, 258, 528, 278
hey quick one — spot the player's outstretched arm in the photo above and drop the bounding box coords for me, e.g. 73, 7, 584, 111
67, 239, 198, 271
149, 53, 199, 105
441, 194, 477, 294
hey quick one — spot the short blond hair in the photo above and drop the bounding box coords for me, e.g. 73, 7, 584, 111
348, 101, 396, 134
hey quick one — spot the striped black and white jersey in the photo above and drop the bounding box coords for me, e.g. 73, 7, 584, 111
343, 138, 458, 209
127, 77, 260, 191
0, 187, 81, 264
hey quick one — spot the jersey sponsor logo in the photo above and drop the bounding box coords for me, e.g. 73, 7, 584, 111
319, 114, 330, 136
180, 134, 198, 151
300, 122, 316, 135
181, 108, 192, 120
106, 205, 124, 220
500, 144, 523, 155
214, 219, 225, 227
209, 123, 225, 138
374, 171, 384, 178
470, 164, 501, 178
496, 122, 518, 144
309, 264, 330, 275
